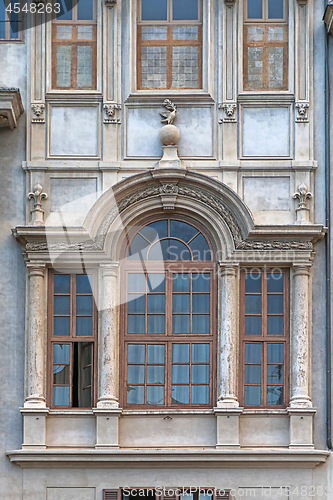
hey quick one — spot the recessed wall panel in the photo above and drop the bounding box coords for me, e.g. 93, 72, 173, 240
243, 177, 290, 211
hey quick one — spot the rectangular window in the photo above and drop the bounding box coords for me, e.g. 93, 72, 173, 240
137, 0, 202, 90
123, 269, 214, 407
240, 269, 289, 407
48, 271, 97, 408
243, 0, 288, 91
52, 0, 96, 89
0, 0, 22, 41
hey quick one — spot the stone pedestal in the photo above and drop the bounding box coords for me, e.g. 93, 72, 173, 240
217, 265, 239, 408
159, 145, 182, 168
214, 408, 243, 449
288, 408, 316, 449
21, 408, 49, 449
93, 408, 122, 449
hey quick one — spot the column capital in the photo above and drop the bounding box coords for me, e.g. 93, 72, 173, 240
292, 264, 311, 276
219, 263, 239, 276
100, 262, 119, 278
26, 262, 46, 278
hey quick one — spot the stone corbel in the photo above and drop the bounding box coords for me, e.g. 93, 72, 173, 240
295, 102, 309, 123
103, 103, 121, 124
158, 183, 179, 210
0, 87, 24, 129
31, 103, 45, 123
105, 0, 116, 4
324, 3, 333, 35
28, 183, 48, 226
219, 103, 237, 123
293, 183, 313, 224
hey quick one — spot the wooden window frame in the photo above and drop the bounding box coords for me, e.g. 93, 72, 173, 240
243, 0, 288, 91
120, 216, 216, 409
239, 268, 290, 409
137, 0, 203, 90
0, 0, 23, 42
52, 0, 96, 90
48, 270, 98, 409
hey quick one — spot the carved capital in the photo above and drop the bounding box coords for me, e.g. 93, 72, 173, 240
31, 103, 45, 123
295, 102, 309, 123
103, 103, 121, 124
26, 262, 47, 278
28, 183, 48, 226
100, 263, 119, 278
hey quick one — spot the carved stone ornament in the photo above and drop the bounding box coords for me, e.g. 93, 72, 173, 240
293, 183, 313, 225
0, 87, 24, 129
31, 103, 45, 123
103, 104, 121, 124
25, 183, 313, 253
295, 102, 309, 123
160, 99, 178, 125
28, 183, 48, 227
218, 103, 237, 123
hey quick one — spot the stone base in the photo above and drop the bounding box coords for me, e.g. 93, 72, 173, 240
158, 145, 183, 168
93, 408, 122, 449
20, 407, 49, 449
214, 407, 243, 449
287, 407, 316, 449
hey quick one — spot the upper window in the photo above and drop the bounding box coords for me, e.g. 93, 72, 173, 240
137, 0, 202, 90
122, 218, 215, 408
240, 269, 289, 408
0, 0, 22, 41
52, 0, 96, 90
243, 0, 288, 91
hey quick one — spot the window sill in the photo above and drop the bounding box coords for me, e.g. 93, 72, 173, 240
48, 409, 94, 416
237, 92, 295, 103
241, 409, 288, 415
121, 409, 215, 416
125, 91, 214, 104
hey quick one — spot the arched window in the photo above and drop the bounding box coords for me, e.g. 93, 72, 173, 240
121, 218, 215, 408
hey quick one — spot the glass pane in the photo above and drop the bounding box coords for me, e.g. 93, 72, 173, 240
267, 386, 284, 405
192, 315, 210, 334
78, 26, 93, 40
76, 317, 92, 336
189, 234, 211, 261
53, 386, 70, 406
127, 365, 145, 384
54, 317, 70, 336
54, 275, 70, 294
245, 274, 261, 293
128, 344, 145, 363
141, 0, 167, 21
148, 344, 165, 364
56, 45, 71, 87
168, 239, 191, 260
245, 365, 261, 384
267, 273, 284, 292
267, 316, 284, 336
245, 295, 262, 314
248, 26, 263, 42
247, 46, 263, 89
173, 26, 199, 41
128, 234, 150, 260
76, 295, 92, 315
172, 364, 190, 384
56, 0, 72, 20
82, 344, 92, 365
244, 386, 261, 405
127, 385, 144, 404
53, 364, 70, 385
148, 274, 165, 293
268, 47, 284, 89
141, 46, 167, 89
173, 344, 190, 363
82, 387, 91, 407
268, 27, 284, 42
267, 364, 283, 384
147, 315, 165, 334
245, 343, 261, 363
172, 385, 189, 404
77, 46, 92, 88
148, 239, 168, 260
54, 344, 70, 363
172, 46, 198, 89
148, 295, 165, 313
76, 275, 92, 294
267, 344, 284, 363
192, 385, 209, 404
247, 0, 262, 18
77, 0, 94, 20
128, 315, 145, 334
173, 315, 190, 334
192, 294, 210, 313
141, 220, 168, 241
268, 0, 284, 19
147, 365, 165, 384
54, 296, 70, 315
170, 220, 198, 242
192, 364, 209, 383
192, 344, 209, 363
0, 22, 4, 40
128, 274, 146, 293
192, 274, 210, 293
147, 386, 164, 405
173, 0, 199, 20
173, 294, 190, 313
245, 316, 262, 335
173, 274, 190, 292
82, 366, 91, 387
128, 294, 146, 313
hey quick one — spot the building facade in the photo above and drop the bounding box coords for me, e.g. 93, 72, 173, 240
1, 0, 333, 499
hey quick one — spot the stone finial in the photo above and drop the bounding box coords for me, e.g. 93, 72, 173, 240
28, 183, 48, 226
158, 99, 182, 168
293, 183, 313, 225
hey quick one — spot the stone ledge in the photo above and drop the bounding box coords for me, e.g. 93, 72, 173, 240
0, 88, 24, 129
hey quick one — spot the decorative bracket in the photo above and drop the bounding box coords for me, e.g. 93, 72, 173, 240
0, 87, 24, 129
293, 183, 312, 225
103, 103, 121, 124
28, 183, 48, 226
218, 103, 237, 123
31, 103, 45, 123
295, 102, 309, 123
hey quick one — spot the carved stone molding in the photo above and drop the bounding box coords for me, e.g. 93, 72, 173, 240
295, 102, 309, 123
105, 0, 116, 4
0, 87, 24, 129
158, 183, 179, 210
103, 103, 121, 124
31, 103, 45, 123
293, 183, 313, 225
28, 183, 48, 227
219, 103, 237, 123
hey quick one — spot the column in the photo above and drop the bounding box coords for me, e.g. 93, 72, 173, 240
289, 265, 312, 408
25, 262, 47, 408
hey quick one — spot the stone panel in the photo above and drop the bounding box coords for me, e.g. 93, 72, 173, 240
243, 177, 290, 211
50, 178, 98, 212
47, 488, 95, 500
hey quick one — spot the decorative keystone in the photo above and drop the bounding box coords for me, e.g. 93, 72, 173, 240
28, 183, 48, 226
293, 183, 313, 225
